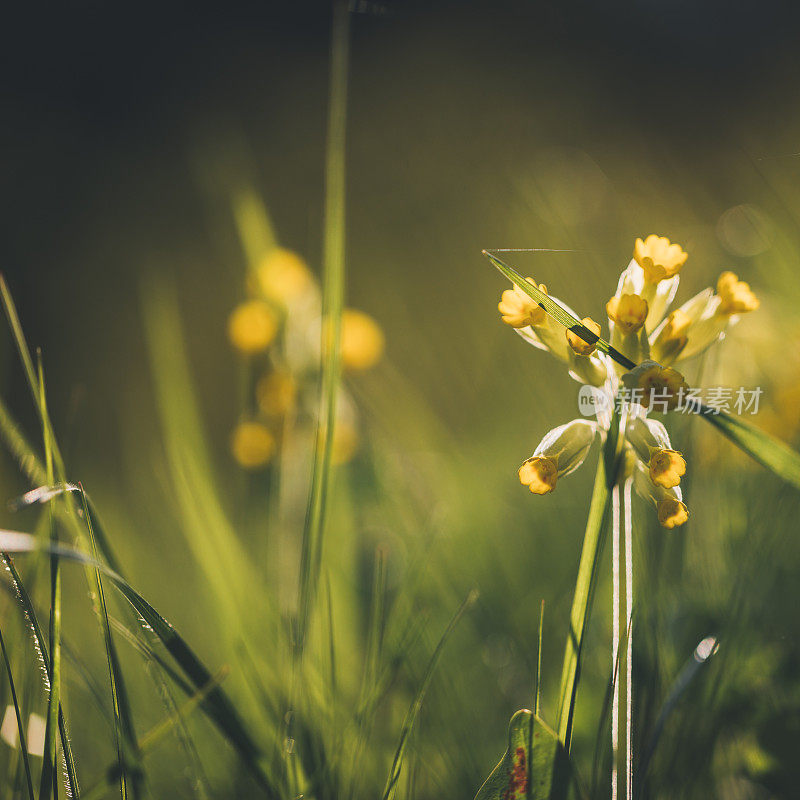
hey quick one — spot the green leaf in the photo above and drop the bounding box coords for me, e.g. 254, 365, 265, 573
699, 406, 800, 490
474, 710, 570, 800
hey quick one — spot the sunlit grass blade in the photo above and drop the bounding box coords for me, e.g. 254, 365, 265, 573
0, 530, 279, 798
78, 485, 142, 798
482, 250, 637, 370
37, 356, 62, 800
0, 553, 79, 796
0, 275, 66, 479
296, 0, 350, 653
699, 406, 800, 489
556, 406, 624, 751
0, 623, 35, 800
381, 589, 477, 800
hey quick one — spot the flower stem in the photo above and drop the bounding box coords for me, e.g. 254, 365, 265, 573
556, 405, 625, 750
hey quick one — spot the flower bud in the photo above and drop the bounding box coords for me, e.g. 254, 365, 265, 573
606, 293, 648, 336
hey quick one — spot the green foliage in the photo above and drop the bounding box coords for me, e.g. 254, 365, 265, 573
474, 710, 570, 800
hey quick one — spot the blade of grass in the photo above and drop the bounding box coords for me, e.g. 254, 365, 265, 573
482, 251, 637, 370
0, 553, 79, 796
635, 635, 718, 796
78, 485, 142, 799
296, 0, 350, 653
698, 406, 800, 489
556, 405, 624, 751
381, 589, 477, 800
37, 356, 62, 800
535, 599, 544, 718
0, 622, 35, 800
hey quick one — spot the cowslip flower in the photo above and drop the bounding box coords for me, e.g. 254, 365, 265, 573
497, 234, 759, 528
518, 420, 597, 494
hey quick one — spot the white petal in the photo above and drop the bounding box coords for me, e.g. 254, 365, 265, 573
534, 418, 598, 476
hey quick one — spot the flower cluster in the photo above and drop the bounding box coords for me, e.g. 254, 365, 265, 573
228, 246, 384, 469
499, 235, 759, 528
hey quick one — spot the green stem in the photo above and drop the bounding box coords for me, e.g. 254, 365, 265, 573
556, 409, 623, 750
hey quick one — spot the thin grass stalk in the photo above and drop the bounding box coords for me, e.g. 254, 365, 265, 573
37, 359, 62, 800
79, 486, 141, 799
0, 623, 35, 800
535, 599, 544, 718
381, 590, 477, 800
296, 0, 350, 654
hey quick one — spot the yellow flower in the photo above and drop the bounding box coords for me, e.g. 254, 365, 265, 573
623, 361, 688, 410
228, 301, 278, 354
566, 317, 601, 356
606, 293, 649, 336
340, 309, 385, 371
518, 456, 558, 494
648, 447, 686, 489
634, 234, 688, 283
256, 371, 297, 417
256, 248, 315, 304
657, 497, 689, 529
231, 421, 275, 469
332, 421, 359, 465
650, 309, 691, 365
716, 271, 760, 315
498, 279, 548, 328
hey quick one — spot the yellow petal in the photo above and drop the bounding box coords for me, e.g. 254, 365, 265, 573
518, 456, 558, 495
657, 497, 689, 529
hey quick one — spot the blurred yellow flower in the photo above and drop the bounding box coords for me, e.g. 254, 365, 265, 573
256, 248, 315, 304
228, 300, 278, 354
519, 456, 558, 494
657, 497, 689, 529
566, 317, 601, 356
498, 279, 548, 328
256, 371, 297, 417
716, 271, 760, 315
606, 293, 648, 336
340, 309, 385, 371
634, 234, 688, 283
231, 421, 275, 469
332, 421, 359, 465
649, 447, 686, 489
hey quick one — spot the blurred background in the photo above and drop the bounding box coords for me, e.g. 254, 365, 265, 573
3, 1, 800, 797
